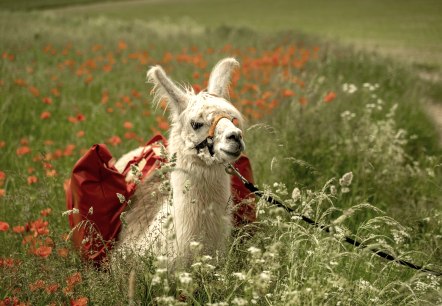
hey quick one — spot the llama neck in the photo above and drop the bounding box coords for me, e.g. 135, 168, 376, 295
168, 134, 232, 251
171, 155, 231, 212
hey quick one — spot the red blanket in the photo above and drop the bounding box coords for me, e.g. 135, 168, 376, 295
65, 134, 255, 263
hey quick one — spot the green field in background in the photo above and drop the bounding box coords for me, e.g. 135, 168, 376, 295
47, 0, 442, 68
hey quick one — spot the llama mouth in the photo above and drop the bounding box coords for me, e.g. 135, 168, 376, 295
221, 148, 241, 158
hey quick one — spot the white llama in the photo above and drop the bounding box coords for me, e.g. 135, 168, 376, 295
115, 58, 246, 263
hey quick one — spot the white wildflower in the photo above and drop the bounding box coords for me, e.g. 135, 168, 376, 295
231, 297, 248, 306
259, 271, 271, 282
232, 272, 246, 280
201, 255, 212, 262
247, 246, 261, 256
151, 275, 161, 285
342, 83, 357, 94
62, 208, 79, 216
156, 268, 167, 275
291, 187, 301, 202
189, 241, 202, 252
204, 264, 215, 271
178, 272, 192, 285
340, 110, 356, 120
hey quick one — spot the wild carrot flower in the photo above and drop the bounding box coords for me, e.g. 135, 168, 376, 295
291, 187, 301, 202
232, 272, 246, 280
342, 83, 357, 94
178, 272, 193, 285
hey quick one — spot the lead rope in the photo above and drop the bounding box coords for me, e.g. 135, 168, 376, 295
225, 163, 442, 277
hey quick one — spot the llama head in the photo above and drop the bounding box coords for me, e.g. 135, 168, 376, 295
147, 58, 245, 165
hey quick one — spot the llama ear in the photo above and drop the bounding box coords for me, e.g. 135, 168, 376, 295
147, 66, 188, 114
207, 58, 239, 99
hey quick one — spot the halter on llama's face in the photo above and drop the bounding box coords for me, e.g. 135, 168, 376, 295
147, 58, 245, 165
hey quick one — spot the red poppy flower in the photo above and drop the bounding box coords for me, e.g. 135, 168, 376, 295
123, 121, 133, 129
29, 86, 40, 97
28, 219, 49, 236
16, 146, 31, 156
27, 176, 38, 185
282, 89, 295, 97
71, 297, 88, 306
29, 279, 46, 291
45, 283, 60, 294
76, 113, 86, 121
66, 272, 82, 287
33, 246, 52, 258
42, 97, 53, 105
0, 221, 9, 231
40, 208, 52, 217
40, 111, 51, 119
299, 96, 308, 105
12, 225, 25, 233
324, 91, 337, 103
51, 88, 60, 97
57, 248, 69, 258
107, 135, 121, 146
118, 40, 127, 50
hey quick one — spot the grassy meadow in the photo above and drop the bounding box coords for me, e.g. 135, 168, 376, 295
1, 1, 442, 305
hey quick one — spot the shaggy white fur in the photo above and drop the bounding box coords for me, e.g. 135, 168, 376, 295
116, 58, 245, 264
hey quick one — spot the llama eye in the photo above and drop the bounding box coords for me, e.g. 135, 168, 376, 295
191, 121, 204, 130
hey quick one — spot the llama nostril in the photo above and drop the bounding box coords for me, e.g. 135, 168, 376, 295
226, 132, 240, 142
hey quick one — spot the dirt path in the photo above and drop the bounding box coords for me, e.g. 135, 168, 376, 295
425, 102, 442, 145
419, 72, 442, 145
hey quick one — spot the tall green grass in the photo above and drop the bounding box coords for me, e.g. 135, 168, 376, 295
0, 11, 441, 305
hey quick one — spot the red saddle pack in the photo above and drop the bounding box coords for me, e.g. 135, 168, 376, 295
65, 134, 256, 264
